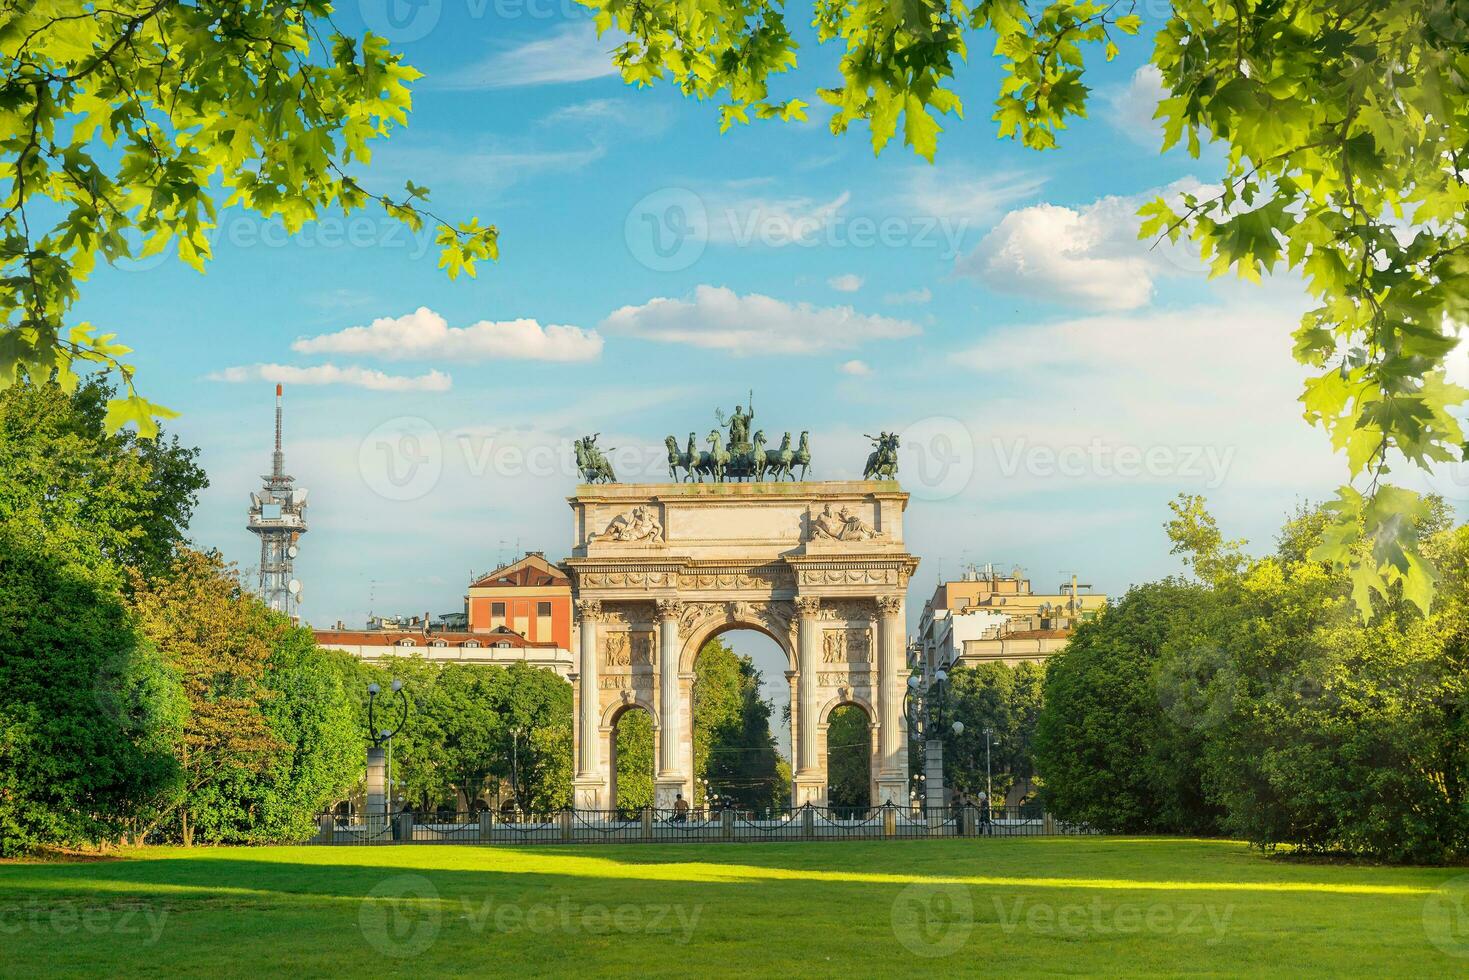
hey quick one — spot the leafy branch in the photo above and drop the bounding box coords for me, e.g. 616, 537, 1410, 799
0, 1, 499, 433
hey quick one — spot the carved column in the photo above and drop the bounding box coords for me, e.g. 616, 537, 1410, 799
793, 595, 824, 805
876, 594, 908, 804
572, 599, 604, 809
654, 599, 684, 808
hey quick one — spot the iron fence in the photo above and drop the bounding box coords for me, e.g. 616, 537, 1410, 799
311, 804, 1095, 845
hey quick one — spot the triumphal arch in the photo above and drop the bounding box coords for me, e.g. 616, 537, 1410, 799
563, 480, 919, 810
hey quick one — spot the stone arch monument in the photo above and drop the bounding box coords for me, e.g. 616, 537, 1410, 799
564, 481, 919, 810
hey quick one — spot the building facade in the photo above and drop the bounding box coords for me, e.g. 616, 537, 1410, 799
465, 552, 573, 649
916, 567, 1106, 677
317, 553, 575, 676
314, 624, 573, 677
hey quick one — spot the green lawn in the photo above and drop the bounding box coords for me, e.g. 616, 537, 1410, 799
1, 838, 1465, 976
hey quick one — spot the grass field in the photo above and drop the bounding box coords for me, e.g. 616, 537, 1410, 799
2, 838, 1466, 976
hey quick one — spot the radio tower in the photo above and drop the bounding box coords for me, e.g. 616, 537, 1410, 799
247, 384, 308, 619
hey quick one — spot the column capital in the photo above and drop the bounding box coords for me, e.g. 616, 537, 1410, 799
877, 594, 903, 616
655, 598, 682, 622
576, 598, 603, 621
794, 595, 823, 617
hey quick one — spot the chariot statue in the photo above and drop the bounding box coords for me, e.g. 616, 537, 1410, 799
664, 393, 811, 483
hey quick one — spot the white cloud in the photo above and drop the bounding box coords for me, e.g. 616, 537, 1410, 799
839, 359, 873, 376
542, 98, 670, 136
293, 307, 603, 363
956, 179, 1211, 311
601, 285, 921, 354
904, 170, 1048, 225
950, 301, 1336, 494
437, 24, 620, 90
370, 141, 605, 195
1106, 65, 1168, 146
828, 274, 864, 293
884, 286, 932, 306
207, 363, 451, 392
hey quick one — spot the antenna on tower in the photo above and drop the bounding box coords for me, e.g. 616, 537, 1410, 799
272, 383, 284, 479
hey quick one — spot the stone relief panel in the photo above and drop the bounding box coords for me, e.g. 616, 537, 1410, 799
817, 671, 874, 688
579, 570, 678, 590
798, 567, 901, 588
676, 598, 795, 645
821, 627, 874, 667
588, 506, 663, 543
677, 567, 793, 592
602, 630, 656, 670
818, 598, 876, 622
806, 503, 885, 542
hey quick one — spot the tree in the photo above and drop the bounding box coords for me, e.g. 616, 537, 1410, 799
0, 2, 496, 426
1032, 579, 1223, 834
1176, 500, 1469, 862
590, 0, 1469, 616
128, 548, 283, 845
0, 378, 206, 584
184, 639, 361, 844
488, 662, 573, 812
325, 657, 574, 814
0, 529, 183, 855
943, 661, 1046, 805
0, 376, 203, 853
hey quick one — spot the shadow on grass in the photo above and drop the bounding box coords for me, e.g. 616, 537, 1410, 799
0, 837, 1449, 905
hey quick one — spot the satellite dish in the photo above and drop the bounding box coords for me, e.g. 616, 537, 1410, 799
287, 545, 298, 558
287, 579, 302, 595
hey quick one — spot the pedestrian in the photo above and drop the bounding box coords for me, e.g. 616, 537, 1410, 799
976, 790, 991, 835
672, 792, 690, 823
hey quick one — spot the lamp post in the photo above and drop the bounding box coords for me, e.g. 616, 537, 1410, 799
983, 726, 994, 804
507, 725, 525, 815
903, 669, 951, 812
366, 679, 409, 826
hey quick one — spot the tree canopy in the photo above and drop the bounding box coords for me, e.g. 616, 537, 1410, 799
0, 1, 495, 430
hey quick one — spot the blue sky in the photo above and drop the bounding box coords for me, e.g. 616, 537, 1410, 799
75, 3, 1383, 639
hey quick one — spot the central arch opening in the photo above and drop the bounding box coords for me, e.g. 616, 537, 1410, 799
692, 629, 791, 814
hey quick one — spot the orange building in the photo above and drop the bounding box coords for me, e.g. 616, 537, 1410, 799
465, 552, 573, 649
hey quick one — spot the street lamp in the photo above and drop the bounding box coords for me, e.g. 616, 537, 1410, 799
508, 725, 526, 815
366, 680, 409, 824
904, 669, 951, 811
983, 726, 994, 804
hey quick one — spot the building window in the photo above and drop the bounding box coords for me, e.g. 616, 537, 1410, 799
396, 638, 415, 647
537, 601, 552, 616
491, 602, 506, 617
429, 639, 446, 648
494, 641, 511, 649
464, 640, 480, 648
